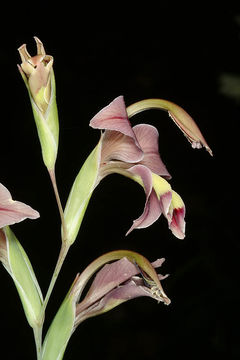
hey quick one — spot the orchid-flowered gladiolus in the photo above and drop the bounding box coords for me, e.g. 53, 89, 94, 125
74, 251, 170, 325
18, 37, 59, 170
42, 250, 169, 360
64, 96, 212, 245
0, 182, 39, 228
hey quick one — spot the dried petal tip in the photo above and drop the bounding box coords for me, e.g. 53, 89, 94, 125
18, 37, 54, 113
127, 98, 213, 156
167, 109, 213, 156
33, 36, 46, 55
18, 37, 45, 61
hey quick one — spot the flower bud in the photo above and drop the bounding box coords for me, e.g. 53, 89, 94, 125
18, 37, 59, 170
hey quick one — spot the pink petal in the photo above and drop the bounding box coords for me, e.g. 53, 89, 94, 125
76, 256, 168, 316
126, 165, 162, 235
164, 190, 186, 239
90, 96, 141, 149
101, 130, 143, 164
133, 124, 171, 178
82, 257, 138, 306
160, 191, 173, 219
75, 259, 170, 324
169, 206, 186, 239
0, 183, 40, 228
78, 280, 157, 322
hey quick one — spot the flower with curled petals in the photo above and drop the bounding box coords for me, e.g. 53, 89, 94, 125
64, 96, 211, 244
90, 96, 185, 238
42, 250, 169, 360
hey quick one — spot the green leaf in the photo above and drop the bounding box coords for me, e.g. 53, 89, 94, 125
4, 227, 43, 328
42, 293, 75, 360
63, 138, 102, 245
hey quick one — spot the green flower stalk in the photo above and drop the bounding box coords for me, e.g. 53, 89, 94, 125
18, 37, 59, 171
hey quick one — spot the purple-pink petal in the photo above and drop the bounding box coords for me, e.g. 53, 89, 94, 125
126, 165, 163, 235
76, 257, 167, 316
169, 207, 186, 239
133, 124, 171, 178
75, 280, 156, 324
101, 130, 143, 164
90, 96, 140, 145
0, 183, 40, 228
78, 257, 138, 313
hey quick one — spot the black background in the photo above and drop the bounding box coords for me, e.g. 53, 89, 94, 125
1, 6, 239, 360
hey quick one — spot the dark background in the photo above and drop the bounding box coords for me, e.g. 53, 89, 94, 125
1, 6, 239, 360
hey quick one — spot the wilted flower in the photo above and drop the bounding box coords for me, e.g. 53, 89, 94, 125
18, 37, 59, 170
18, 37, 53, 113
64, 96, 212, 245
74, 253, 170, 326
42, 250, 169, 360
0, 182, 39, 228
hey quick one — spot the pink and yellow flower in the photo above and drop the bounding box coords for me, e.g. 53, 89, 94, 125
64, 95, 212, 244
90, 96, 187, 238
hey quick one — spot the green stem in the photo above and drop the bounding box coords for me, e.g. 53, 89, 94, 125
42, 167, 70, 312
33, 325, 42, 360
34, 167, 71, 358
48, 168, 68, 242
41, 242, 69, 316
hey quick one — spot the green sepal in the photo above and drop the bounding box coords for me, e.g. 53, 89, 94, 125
4, 226, 43, 328
42, 291, 75, 360
23, 69, 59, 170
63, 138, 102, 245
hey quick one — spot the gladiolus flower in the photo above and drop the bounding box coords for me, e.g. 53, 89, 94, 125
64, 96, 212, 245
90, 96, 212, 239
74, 252, 170, 326
0, 182, 39, 228
42, 250, 169, 360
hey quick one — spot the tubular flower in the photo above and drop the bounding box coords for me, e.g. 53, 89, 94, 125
74, 251, 170, 327
90, 96, 186, 238
0, 182, 39, 228
64, 96, 212, 244
42, 250, 169, 360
